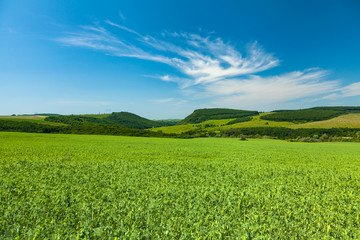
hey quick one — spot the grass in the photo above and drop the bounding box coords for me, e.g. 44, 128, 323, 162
0, 115, 46, 121
1, 132, 360, 239
153, 113, 360, 134
291, 113, 360, 129
153, 115, 294, 134
209, 115, 293, 130
153, 119, 233, 134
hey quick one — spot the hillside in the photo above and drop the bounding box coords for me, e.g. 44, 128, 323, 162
291, 113, 360, 129
2, 106, 360, 140
153, 115, 294, 134
0, 115, 66, 126
152, 111, 360, 137
261, 106, 360, 123
179, 108, 259, 124
44, 112, 167, 129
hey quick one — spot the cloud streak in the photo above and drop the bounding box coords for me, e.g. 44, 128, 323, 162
58, 22, 360, 109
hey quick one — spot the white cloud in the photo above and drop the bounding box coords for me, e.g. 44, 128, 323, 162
340, 82, 360, 97
58, 23, 278, 87
105, 20, 142, 37
58, 21, 359, 109
322, 82, 360, 100
206, 69, 339, 108
58, 25, 172, 64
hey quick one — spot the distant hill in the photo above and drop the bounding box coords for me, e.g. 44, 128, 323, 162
261, 106, 360, 123
45, 112, 166, 129
155, 119, 181, 126
179, 108, 259, 124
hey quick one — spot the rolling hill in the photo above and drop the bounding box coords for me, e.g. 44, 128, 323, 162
44, 112, 168, 129
152, 107, 360, 134
291, 113, 360, 129
261, 106, 360, 123
2, 106, 360, 140
179, 108, 259, 124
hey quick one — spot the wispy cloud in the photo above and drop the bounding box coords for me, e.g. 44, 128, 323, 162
323, 82, 360, 100
118, 12, 125, 21
58, 21, 360, 108
207, 69, 339, 108
340, 82, 360, 97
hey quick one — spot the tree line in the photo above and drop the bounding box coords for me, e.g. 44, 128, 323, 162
0, 120, 192, 138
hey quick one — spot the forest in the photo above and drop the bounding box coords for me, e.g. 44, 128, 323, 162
179, 108, 259, 124
44, 112, 176, 129
262, 107, 360, 123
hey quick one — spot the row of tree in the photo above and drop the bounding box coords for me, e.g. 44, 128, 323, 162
2, 119, 360, 142
44, 112, 176, 129
179, 108, 259, 124
0, 120, 192, 138
263, 106, 360, 123
182, 127, 360, 142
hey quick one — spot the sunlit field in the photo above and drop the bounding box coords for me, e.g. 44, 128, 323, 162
1, 132, 360, 239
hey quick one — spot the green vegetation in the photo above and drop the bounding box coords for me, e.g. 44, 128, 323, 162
291, 113, 360, 129
2, 106, 360, 141
311, 106, 360, 112
226, 116, 253, 125
179, 108, 259, 124
219, 115, 294, 129
45, 112, 165, 129
0, 115, 65, 126
261, 109, 343, 123
0, 115, 46, 121
1, 132, 360, 238
221, 127, 360, 142
0, 119, 192, 139
153, 119, 233, 134
154, 119, 180, 126
262, 106, 360, 123
153, 115, 294, 134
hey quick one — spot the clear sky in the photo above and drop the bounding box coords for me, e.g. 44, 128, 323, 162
1, 0, 360, 119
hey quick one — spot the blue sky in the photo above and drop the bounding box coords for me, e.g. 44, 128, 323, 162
1, 0, 360, 119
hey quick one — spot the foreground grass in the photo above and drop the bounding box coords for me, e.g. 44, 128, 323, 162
1, 132, 360, 239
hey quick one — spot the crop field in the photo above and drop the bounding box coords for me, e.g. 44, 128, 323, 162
1, 132, 360, 239
0, 116, 66, 126
0, 115, 46, 123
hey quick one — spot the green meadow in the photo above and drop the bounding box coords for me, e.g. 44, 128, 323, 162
1, 132, 360, 239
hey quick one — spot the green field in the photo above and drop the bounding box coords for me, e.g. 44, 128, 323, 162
1, 132, 360, 239
0, 115, 46, 123
0, 115, 66, 126
153, 118, 234, 134
153, 115, 294, 134
153, 113, 360, 135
